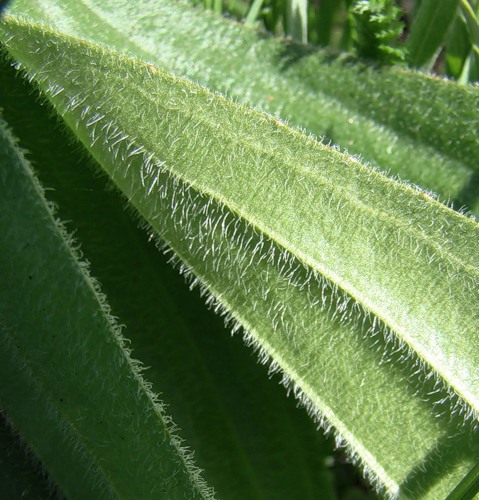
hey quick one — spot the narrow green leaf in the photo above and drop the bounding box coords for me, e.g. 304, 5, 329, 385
0, 117, 214, 499
0, 53, 338, 500
468, 50, 479, 80
340, 0, 354, 51
410, 0, 424, 20
460, 0, 479, 81
446, 462, 479, 500
9, 0, 479, 216
285, 0, 308, 42
445, 13, 470, 79
407, 0, 460, 69
244, 0, 265, 27
315, 0, 342, 47
460, 0, 479, 48
3, 17, 479, 497
213, 0, 222, 16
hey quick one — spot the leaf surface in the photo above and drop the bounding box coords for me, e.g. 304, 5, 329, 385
0, 116, 214, 499
2, 16, 479, 498
0, 413, 54, 499
0, 54, 337, 500
8, 0, 479, 215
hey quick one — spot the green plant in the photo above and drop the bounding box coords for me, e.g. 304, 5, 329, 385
1, 0, 479, 498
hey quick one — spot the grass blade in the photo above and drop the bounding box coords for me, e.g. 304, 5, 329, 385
459, 0, 479, 81
460, 0, 479, 49
445, 13, 470, 79
285, 0, 308, 42
314, 0, 342, 47
407, 0, 460, 69
245, 0, 265, 27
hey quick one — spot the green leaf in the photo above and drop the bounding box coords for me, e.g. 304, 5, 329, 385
407, 0, 460, 69
314, 0, 342, 47
2, 15, 479, 497
460, 0, 479, 50
446, 462, 479, 500
245, 0, 265, 27
0, 116, 214, 499
445, 13, 470, 79
459, 0, 479, 82
285, 0, 308, 42
349, 0, 407, 64
9, 0, 479, 217
0, 53, 338, 500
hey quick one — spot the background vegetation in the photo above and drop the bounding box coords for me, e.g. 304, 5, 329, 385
205, 0, 479, 83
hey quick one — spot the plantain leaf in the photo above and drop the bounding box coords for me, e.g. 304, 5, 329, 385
8, 0, 479, 217
2, 15, 479, 498
0, 115, 215, 499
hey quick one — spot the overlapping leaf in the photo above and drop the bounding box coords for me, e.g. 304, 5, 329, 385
0, 55, 337, 500
0, 117, 215, 498
1, 14, 479, 498
9, 0, 479, 215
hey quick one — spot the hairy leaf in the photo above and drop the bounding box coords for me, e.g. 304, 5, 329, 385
2, 17, 479, 497
0, 117, 214, 499
0, 54, 337, 500
8, 0, 479, 217
0, 413, 54, 499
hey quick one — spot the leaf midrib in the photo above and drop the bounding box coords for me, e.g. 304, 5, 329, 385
28, 23, 478, 412
161, 236, 402, 496
125, 69, 479, 279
